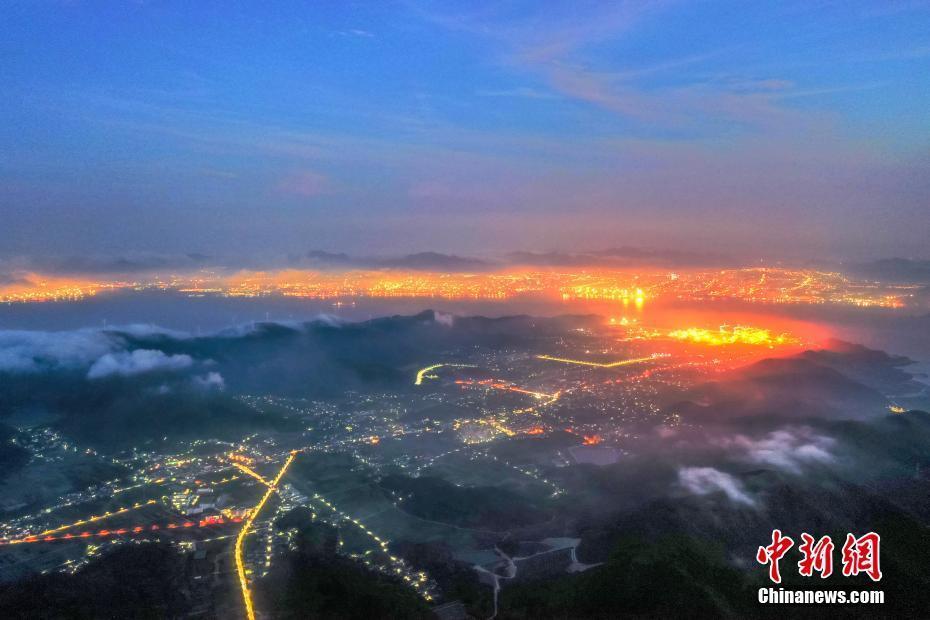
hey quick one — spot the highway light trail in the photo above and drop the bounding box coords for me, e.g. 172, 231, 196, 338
452, 376, 563, 440
597, 359, 721, 386
414, 363, 475, 385
233, 463, 273, 488
415, 364, 444, 385
235, 451, 297, 620
35, 499, 158, 537
454, 379, 558, 401
111, 477, 169, 495
1, 514, 239, 545
536, 354, 661, 368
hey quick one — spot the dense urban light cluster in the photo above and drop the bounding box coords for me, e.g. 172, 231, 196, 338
0, 267, 916, 309
666, 325, 799, 347
0, 274, 120, 303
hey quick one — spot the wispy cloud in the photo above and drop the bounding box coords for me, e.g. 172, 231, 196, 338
718, 428, 836, 474
678, 466, 756, 507
413, 2, 851, 131
0, 330, 117, 373
335, 28, 375, 38
87, 349, 193, 379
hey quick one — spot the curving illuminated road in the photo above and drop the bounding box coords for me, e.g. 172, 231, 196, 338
414, 363, 475, 385
536, 354, 658, 368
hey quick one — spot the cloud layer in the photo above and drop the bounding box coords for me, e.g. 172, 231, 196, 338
678, 466, 756, 507
87, 349, 193, 379
719, 428, 836, 474
0, 330, 117, 373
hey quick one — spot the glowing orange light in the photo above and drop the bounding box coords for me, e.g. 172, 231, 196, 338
537, 354, 660, 368
666, 325, 798, 347
0, 517, 238, 546
0, 267, 908, 309
228, 452, 256, 465
0, 273, 115, 303
455, 379, 558, 401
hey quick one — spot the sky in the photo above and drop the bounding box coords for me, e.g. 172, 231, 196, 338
1, 0, 929, 265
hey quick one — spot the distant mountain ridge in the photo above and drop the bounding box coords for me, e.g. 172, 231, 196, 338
296, 251, 493, 271
850, 257, 930, 284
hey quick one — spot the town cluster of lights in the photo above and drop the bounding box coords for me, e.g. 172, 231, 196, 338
0, 274, 118, 303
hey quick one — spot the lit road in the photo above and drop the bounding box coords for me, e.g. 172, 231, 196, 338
536, 354, 659, 368
414, 363, 475, 385
0, 514, 240, 546
233, 463, 273, 488
235, 451, 297, 620
38, 499, 158, 537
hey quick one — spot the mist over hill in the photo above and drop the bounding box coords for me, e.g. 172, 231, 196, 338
0, 311, 598, 449
1, 311, 928, 617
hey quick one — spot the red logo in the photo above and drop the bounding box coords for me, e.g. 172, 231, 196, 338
756, 529, 794, 583
841, 532, 882, 582
758, 530, 881, 582
798, 533, 834, 578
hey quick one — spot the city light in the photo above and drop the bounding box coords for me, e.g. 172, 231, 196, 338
0, 267, 913, 309
666, 325, 799, 347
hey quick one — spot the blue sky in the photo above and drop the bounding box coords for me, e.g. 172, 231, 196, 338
1, 1, 929, 263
